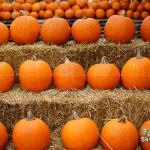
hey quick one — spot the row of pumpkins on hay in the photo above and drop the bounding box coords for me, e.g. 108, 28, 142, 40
0, 50, 149, 93
0, 0, 150, 20
0, 110, 150, 150
0, 15, 150, 45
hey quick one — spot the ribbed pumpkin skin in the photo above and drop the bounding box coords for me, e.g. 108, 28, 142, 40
141, 16, 150, 42
139, 120, 150, 150
13, 118, 50, 150
41, 18, 70, 45
104, 15, 135, 44
19, 60, 52, 92
0, 122, 8, 150
0, 23, 9, 45
71, 18, 101, 43
0, 62, 14, 92
10, 16, 40, 45
53, 61, 86, 90
62, 118, 99, 150
101, 119, 139, 150
121, 57, 150, 89
87, 64, 120, 89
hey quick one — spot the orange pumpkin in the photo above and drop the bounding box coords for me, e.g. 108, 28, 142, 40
19, 56, 52, 92
85, 8, 95, 18
16, 0, 24, 4
106, 9, 115, 18
120, 1, 129, 10
99, 0, 110, 10
62, 115, 99, 150
43, 10, 53, 19
12, 11, 21, 19
112, 2, 121, 10
137, 3, 145, 12
0, 122, 8, 150
12, 2, 22, 11
39, 1, 46, 10
101, 118, 139, 150
30, 11, 39, 18
121, 50, 150, 89
10, 16, 40, 45
133, 11, 141, 19
96, 9, 105, 19
1, 11, 11, 20
32, 3, 41, 12
75, 9, 83, 18
104, 14, 135, 44
53, 59, 86, 90
145, 2, 150, 11
1, 2, 13, 11
0, 23, 9, 45
41, 18, 70, 45
26, 0, 35, 4
71, 18, 101, 43
59, 1, 70, 10
54, 8, 65, 18
39, 10, 45, 18
88, 2, 99, 10
46, 2, 57, 12
129, 1, 137, 10
68, 0, 76, 6
76, 0, 87, 8
139, 120, 150, 150
126, 9, 134, 18
87, 56, 120, 90
141, 16, 150, 42
141, 11, 149, 19
13, 111, 50, 150
72, 4, 80, 11
65, 9, 75, 19
0, 62, 14, 92
22, 3, 32, 11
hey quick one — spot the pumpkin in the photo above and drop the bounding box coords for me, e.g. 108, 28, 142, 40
120, 1, 129, 10
30, 11, 39, 18
139, 120, 150, 150
0, 62, 14, 92
62, 112, 99, 150
68, 0, 76, 6
101, 117, 139, 150
133, 11, 141, 19
53, 59, 86, 90
12, 11, 21, 19
54, 8, 65, 18
112, 2, 121, 10
19, 56, 52, 92
104, 14, 135, 43
85, 8, 95, 18
26, 0, 35, 4
75, 9, 83, 18
32, 3, 40, 12
0, 122, 8, 150
76, 0, 87, 8
72, 4, 80, 11
88, 2, 99, 10
43, 10, 53, 19
16, 0, 24, 4
41, 18, 70, 45
121, 50, 150, 89
82, 8, 87, 14
13, 111, 50, 150
1, 11, 11, 20
65, 9, 74, 19
71, 18, 101, 43
99, 0, 110, 10
141, 16, 150, 42
59, 1, 70, 10
129, 1, 137, 10
126, 9, 134, 18
137, 3, 145, 12
96, 9, 105, 19
39, 1, 46, 10
106, 9, 115, 18
145, 2, 150, 11
0, 23, 9, 45
10, 16, 40, 45
22, 3, 32, 11
87, 56, 120, 90
141, 11, 149, 19
46, 2, 57, 12
39, 10, 44, 18
12, 2, 22, 11
1, 2, 13, 11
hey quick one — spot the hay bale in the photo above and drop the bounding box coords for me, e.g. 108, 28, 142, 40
0, 39, 149, 82
0, 85, 149, 149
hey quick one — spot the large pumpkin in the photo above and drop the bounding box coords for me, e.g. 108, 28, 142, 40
71, 18, 101, 43
19, 56, 52, 92
87, 56, 120, 89
101, 118, 139, 150
104, 14, 135, 43
41, 18, 70, 45
62, 113, 99, 150
10, 16, 40, 45
0, 22, 9, 45
0, 62, 14, 92
0, 122, 8, 150
53, 59, 86, 90
121, 50, 150, 89
13, 111, 50, 150
139, 120, 150, 150
141, 16, 150, 42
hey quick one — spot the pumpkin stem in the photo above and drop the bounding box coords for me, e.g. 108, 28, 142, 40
72, 111, 80, 120
118, 116, 127, 123
19, 10, 26, 16
65, 58, 70, 63
27, 111, 35, 121
136, 49, 142, 59
32, 54, 37, 61
101, 56, 108, 64
121, 10, 126, 16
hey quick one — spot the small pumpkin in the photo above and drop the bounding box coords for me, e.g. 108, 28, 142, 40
141, 16, 150, 42
1, 2, 13, 11
120, 1, 129, 10
112, 2, 121, 10
106, 9, 115, 18
104, 13, 135, 43
71, 18, 101, 43
99, 0, 110, 10
39, 1, 46, 10
65, 9, 75, 19
59, 1, 70, 10
0, 62, 14, 92
11, 11, 21, 20
126, 9, 134, 18
129, 1, 138, 10
39, 10, 44, 18
75, 9, 83, 18
76, 0, 87, 8
0, 23, 9, 45
133, 11, 141, 19
96, 9, 105, 19
137, 3, 145, 12
87, 56, 120, 90
43, 10, 53, 19
41, 18, 70, 45
141, 11, 149, 19
46, 2, 57, 12
19, 56, 52, 92
10, 16, 40, 45
13, 111, 50, 150
68, 0, 76, 6
53, 59, 86, 90
101, 117, 139, 150
0, 122, 8, 150
139, 120, 150, 150
121, 50, 150, 89
32, 3, 41, 12
1, 11, 11, 20
54, 8, 65, 18
22, 3, 32, 11
62, 112, 99, 150
144, 2, 150, 11
12, 2, 22, 11
30, 11, 39, 19
85, 8, 95, 18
